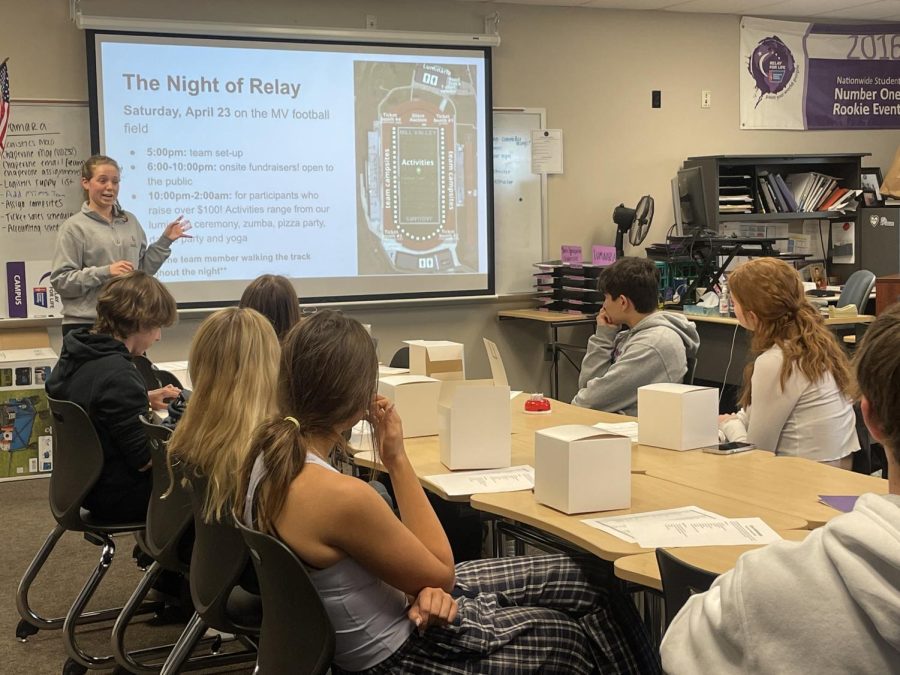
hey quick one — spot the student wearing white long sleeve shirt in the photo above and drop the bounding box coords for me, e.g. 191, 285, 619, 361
661, 305, 900, 675
717, 258, 858, 467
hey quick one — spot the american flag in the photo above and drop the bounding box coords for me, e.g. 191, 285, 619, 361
0, 61, 10, 154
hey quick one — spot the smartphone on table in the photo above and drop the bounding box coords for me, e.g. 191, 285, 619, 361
703, 441, 756, 455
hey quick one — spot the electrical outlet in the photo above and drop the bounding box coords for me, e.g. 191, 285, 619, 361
366, 14, 377, 29
701, 90, 712, 108
651, 90, 661, 109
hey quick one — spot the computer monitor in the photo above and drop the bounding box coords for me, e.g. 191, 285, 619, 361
671, 175, 684, 236
676, 165, 710, 235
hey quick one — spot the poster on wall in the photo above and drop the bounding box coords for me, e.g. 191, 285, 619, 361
741, 17, 900, 130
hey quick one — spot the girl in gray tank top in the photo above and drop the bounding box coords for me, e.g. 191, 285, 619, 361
236, 310, 659, 674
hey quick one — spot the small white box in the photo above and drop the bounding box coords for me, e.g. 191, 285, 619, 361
405, 340, 465, 381
378, 374, 441, 438
534, 425, 631, 514
438, 383, 511, 470
637, 383, 719, 451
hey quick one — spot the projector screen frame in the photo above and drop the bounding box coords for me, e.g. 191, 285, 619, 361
84, 29, 495, 309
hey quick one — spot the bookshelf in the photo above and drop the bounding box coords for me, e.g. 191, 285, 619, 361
683, 154, 868, 228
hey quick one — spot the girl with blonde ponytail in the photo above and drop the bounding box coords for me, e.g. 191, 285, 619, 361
235, 310, 659, 675
719, 258, 859, 467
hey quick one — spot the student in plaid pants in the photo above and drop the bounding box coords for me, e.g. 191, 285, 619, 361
345, 553, 660, 674
237, 311, 659, 674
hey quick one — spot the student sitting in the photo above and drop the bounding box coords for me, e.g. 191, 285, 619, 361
572, 257, 699, 415
45, 271, 177, 522
237, 310, 660, 674
660, 304, 900, 674
238, 274, 301, 341
718, 258, 858, 467
165, 307, 280, 523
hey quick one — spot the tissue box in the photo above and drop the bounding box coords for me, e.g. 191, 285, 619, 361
438, 383, 511, 470
405, 340, 465, 381
6, 261, 62, 319
1, 347, 58, 480
637, 383, 718, 450
534, 425, 631, 514
378, 374, 441, 438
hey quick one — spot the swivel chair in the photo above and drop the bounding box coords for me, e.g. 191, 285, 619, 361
656, 548, 717, 630
837, 270, 876, 313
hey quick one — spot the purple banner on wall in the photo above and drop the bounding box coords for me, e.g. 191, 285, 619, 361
6, 261, 27, 318
741, 17, 900, 130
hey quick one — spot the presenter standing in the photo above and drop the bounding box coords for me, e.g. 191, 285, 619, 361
51, 155, 192, 335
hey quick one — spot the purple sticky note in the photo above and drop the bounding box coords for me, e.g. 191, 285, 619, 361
561, 245, 582, 264
818, 495, 859, 513
592, 245, 617, 266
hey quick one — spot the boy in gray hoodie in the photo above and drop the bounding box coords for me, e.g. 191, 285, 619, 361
572, 257, 699, 416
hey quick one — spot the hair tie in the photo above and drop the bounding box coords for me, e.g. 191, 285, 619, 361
284, 416, 300, 428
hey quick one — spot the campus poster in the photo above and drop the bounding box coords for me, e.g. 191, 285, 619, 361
740, 17, 900, 130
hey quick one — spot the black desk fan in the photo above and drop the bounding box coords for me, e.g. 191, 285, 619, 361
612, 195, 654, 259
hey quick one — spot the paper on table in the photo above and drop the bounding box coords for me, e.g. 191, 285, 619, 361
582, 506, 726, 544
592, 421, 639, 443
627, 517, 782, 548
425, 465, 534, 497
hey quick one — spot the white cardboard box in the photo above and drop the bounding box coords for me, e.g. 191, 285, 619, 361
5, 260, 62, 319
438, 383, 511, 470
0, 347, 58, 480
378, 374, 441, 438
534, 425, 631, 514
637, 383, 719, 451
405, 340, 465, 381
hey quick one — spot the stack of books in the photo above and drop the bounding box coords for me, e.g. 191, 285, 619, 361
755, 171, 861, 214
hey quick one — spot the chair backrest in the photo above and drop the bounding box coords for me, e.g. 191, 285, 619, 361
389, 346, 409, 369
133, 354, 184, 390
683, 354, 698, 385
187, 472, 258, 633
236, 520, 335, 675
656, 548, 717, 629
837, 270, 876, 311
47, 397, 105, 531
140, 415, 193, 573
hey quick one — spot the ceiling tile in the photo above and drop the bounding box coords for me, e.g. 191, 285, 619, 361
818, 0, 900, 19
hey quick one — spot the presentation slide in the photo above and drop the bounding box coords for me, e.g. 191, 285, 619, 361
91, 33, 492, 305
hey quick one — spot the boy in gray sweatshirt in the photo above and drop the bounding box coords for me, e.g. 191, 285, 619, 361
572, 257, 699, 416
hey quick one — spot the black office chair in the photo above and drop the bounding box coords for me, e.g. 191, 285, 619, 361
134, 354, 185, 390
389, 346, 410, 369
16, 398, 161, 675
159, 473, 261, 675
837, 270, 876, 312
111, 417, 196, 674
656, 548, 717, 630
236, 520, 335, 674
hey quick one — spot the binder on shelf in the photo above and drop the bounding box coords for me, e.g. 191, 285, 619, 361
773, 173, 799, 212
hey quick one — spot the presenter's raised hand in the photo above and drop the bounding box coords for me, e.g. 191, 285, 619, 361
109, 260, 135, 276
163, 215, 193, 242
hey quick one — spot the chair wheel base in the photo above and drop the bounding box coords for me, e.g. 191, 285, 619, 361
16, 619, 39, 641
210, 634, 223, 654
62, 658, 87, 675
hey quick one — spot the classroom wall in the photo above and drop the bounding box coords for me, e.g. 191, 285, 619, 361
3, 0, 898, 397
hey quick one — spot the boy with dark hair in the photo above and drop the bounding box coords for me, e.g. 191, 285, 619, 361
660, 304, 900, 673
572, 257, 699, 415
45, 271, 178, 521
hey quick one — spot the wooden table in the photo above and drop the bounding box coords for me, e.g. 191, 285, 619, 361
353, 395, 776, 496
645, 456, 888, 528
497, 309, 596, 399
470, 474, 807, 562
613, 530, 810, 591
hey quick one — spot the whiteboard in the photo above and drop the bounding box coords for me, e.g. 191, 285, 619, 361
493, 108, 547, 295
0, 102, 91, 316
